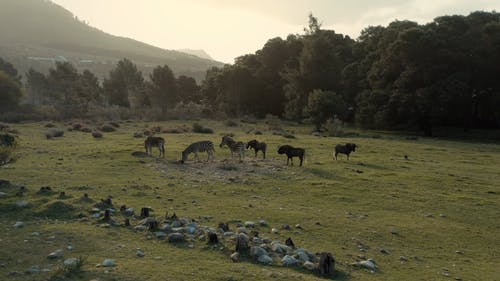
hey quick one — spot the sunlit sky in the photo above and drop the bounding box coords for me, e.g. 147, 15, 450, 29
51, 0, 500, 63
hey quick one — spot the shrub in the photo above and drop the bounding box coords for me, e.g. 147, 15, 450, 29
133, 132, 143, 138
0, 147, 14, 165
109, 121, 120, 128
99, 124, 116, 132
45, 129, 64, 139
192, 123, 213, 134
326, 118, 344, 137
80, 127, 91, 133
45, 123, 56, 128
0, 133, 16, 147
224, 120, 238, 127
92, 131, 103, 138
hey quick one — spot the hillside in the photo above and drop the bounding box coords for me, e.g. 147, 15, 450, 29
0, 0, 224, 81
178, 49, 214, 60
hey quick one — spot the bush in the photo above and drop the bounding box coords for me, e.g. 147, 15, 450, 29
99, 124, 116, 132
45, 129, 64, 139
92, 131, 103, 138
0, 147, 14, 165
326, 118, 344, 137
0, 133, 16, 147
192, 123, 213, 134
224, 120, 239, 127
167, 102, 212, 120
109, 121, 120, 128
45, 123, 56, 128
80, 127, 91, 133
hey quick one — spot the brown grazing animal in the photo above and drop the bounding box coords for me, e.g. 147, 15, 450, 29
334, 143, 357, 160
246, 139, 267, 159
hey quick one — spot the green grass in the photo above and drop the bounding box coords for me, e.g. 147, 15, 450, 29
0, 120, 499, 281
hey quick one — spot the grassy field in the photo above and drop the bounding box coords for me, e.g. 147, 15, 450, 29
1, 120, 499, 281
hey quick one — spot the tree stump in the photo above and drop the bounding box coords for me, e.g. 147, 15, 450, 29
218, 222, 229, 232
103, 209, 111, 221
318, 252, 335, 277
235, 233, 249, 255
140, 207, 150, 218
207, 232, 219, 244
285, 237, 295, 248
148, 220, 159, 230
124, 218, 130, 226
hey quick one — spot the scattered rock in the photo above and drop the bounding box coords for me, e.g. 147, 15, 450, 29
102, 259, 116, 267
25, 265, 42, 274
271, 228, 279, 234
63, 258, 78, 266
167, 233, 185, 243
257, 255, 273, 265
155, 231, 167, 239
244, 221, 256, 228
358, 259, 377, 271
281, 255, 299, 266
13, 221, 24, 228
230, 252, 240, 263
250, 246, 268, 258
303, 261, 316, 271
399, 256, 408, 262
258, 219, 267, 226
295, 224, 303, 229
136, 250, 145, 257
390, 228, 399, 235
47, 249, 64, 259
15, 201, 29, 208
282, 224, 291, 230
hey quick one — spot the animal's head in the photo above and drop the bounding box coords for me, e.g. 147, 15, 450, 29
181, 151, 187, 164
220, 135, 232, 148
277, 145, 289, 154
347, 143, 357, 152
247, 140, 257, 149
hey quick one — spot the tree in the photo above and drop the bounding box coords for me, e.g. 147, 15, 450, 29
0, 58, 21, 85
146, 65, 177, 116
177, 75, 200, 103
306, 89, 347, 130
25, 68, 49, 105
0, 71, 22, 112
103, 58, 146, 108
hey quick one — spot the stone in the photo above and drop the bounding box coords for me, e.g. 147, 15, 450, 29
223, 231, 235, 237
31, 232, 40, 236
63, 258, 78, 266
161, 224, 172, 233
257, 255, 273, 265
134, 225, 147, 231
16, 201, 29, 208
47, 249, 64, 259
252, 237, 263, 244
167, 233, 185, 243
258, 219, 267, 226
25, 265, 40, 274
154, 231, 167, 239
67, 245, 74, 251
250, 246, 268, 258
0, 192, 6, 197
137, 250, 145, 257
271, 242, 292, 254
359, 259, 377, 270
295, 224, 303, 229
271, 228, 279, 234
185, 227, 196, 235
296, 251, 310, 263
244, 221, 256, 228
102, 259, 116, 267
237, 227, 248, 234
303, 261, 316, 270
13, 221, 24, 228
171, 220, 182, 228
282, 224, 291, 230
390, 228, 399, 235
399, 256, 408, 261
282, 255, 299, 266
230, 252, 240, 262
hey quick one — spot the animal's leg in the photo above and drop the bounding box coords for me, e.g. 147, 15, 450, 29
347, 153, 350, 160
263, 150, 266, 159
195, 152, 199, 162
255, 150, 258, 158
334, 152, 338, 160
299, 156, 303, 166
290, 157, 294, 166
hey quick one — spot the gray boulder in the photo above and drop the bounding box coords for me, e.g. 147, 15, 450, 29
167, 232, 185, 243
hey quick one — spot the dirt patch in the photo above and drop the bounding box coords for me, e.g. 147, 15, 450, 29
154, 157, 288, 183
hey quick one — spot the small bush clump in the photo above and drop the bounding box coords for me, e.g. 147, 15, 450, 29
92, 131, 103, 138
192, 123, 213, 134
99, 124, 116, 132
45, 129, 64, 139
224, 120, 239, 127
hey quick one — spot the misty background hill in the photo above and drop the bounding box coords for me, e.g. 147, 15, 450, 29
0, 0, 223, 82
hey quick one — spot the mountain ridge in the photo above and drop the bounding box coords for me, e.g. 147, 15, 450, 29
0, 0, 224, 81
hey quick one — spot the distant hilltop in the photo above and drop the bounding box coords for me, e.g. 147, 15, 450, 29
0, 0, 223, 81
178, 49, 214, 60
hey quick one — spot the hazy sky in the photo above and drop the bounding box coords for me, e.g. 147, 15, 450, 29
51, 0, 500, 63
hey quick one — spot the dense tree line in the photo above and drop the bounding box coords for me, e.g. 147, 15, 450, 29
1, 11, 499, 135
200, 12, 500, 134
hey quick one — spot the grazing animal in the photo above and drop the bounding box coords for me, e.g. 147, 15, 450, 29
246, 139, 267, 159
219, 136, 246, 160
144, 136, 165, 157
181, 141, 215, 163
334, 143, 357, 160
277, 145, 305, 166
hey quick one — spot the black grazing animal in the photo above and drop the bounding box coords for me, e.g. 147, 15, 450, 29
246, 139, 267, 159
334, 143, 357, 160
277, 145, 305, 166
144, 136, 165, 157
